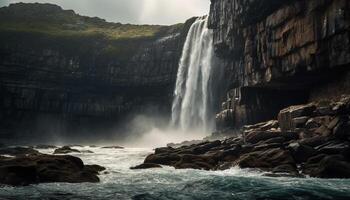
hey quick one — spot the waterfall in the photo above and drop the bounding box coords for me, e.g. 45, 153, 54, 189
171, 16, 217, 132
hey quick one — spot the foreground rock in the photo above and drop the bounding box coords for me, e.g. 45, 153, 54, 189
54, 146, 81, 154
137, 96, 350, 178
0, 154, 105, 186
130, 163, 162, 170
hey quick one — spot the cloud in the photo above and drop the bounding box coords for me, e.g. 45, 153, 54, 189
1, 0, 210, 25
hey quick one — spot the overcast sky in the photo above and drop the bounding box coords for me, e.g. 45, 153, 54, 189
0, 0, 210, 25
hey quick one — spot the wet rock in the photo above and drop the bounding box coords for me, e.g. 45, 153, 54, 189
234, 148, 295, 170
303, 155, 350, 178
0, 154, 101, 186
287, 143, 317, 163
174, 154, 217, 170
144, 153, 181, 166
53, 146, 80, 154
154, 147, 174, 154
130, 163, 162, 170
272, 164, 299, 176
299, 136, 329, 148
333, 118, 350, 139
0, 147, 39, 156
192, 140, 221, 154
101, 146, 124, 149
315, 141, 350, 155
85, 165, 106, 174
167, 140, 205, 148
245, 130, 281, 144
34, 145, 58, 149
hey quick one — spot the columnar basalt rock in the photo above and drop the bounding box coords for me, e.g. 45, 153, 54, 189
209, 0, 350, 131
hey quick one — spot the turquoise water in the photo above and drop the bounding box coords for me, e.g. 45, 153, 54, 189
1, 147, 350, 200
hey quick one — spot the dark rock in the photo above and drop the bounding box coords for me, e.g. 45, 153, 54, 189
81, 150, 94, 154
167, 140, 204, 148
234, 148, 295, 170
299, 136, 329, 147
154, 147, 174, 154
0, 154, 101, 186
34, 145, 58, 149
272, 164, 299, 176
314, 125, 332, 137
315, 141, 350, 155
287, 143, 317, 163
0, 147, 39, 156
130, 163, 162, 170
303, 155, 350, 178
259, 137, 285, 144
174, 154, 217, 170
245, 130, 281, 144
244, 120, 279, 132
53, 146, 80, 154
278, 104, 316, 132
192, 140, 221, 154
333, 118, 350, 139
305, 116, 332, 130
84, 165, 106, 174
144, 153, 181, 166
101, 146, 124, 149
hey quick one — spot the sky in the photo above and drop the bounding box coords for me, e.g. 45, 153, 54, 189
0, 0, 210, 25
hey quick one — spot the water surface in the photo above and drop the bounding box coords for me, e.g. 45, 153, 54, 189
0, 147, 349, 200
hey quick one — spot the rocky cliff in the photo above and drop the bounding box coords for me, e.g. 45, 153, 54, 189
0, 3, 194, 142
210, 0, 350, 133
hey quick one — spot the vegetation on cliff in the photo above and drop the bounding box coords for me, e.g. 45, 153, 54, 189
0, 3, 184, 58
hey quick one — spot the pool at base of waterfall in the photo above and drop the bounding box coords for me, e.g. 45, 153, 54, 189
0, 147, 350, 200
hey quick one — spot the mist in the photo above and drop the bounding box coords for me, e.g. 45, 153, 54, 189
0, 0, 210, 25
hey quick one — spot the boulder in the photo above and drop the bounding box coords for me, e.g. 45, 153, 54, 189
244, 120, 279, 132
174, 154, 217, 170
130, 163, 162, 170
245, 130, 281, 144
272, 164, 299, 176
287, 142, 317, 163
299, 136, 329, 147
315, 141, 350, 155
0, 154, 102, 186
84, 165, 106, 174
303, 155, 350, 178
278, 104, 316, 132
144, 153, 181, 166
314, 125, 332, 137
333, 118, 350, 139
305, 116, 332, 130
53, 146, 80, 154
234, 148, 295, 170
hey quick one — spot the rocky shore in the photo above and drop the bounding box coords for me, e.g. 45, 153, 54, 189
0, 147, 105, 186
133, 95, 350, 178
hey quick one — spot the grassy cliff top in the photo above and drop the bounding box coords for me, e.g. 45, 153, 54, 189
0, 3, 182, 40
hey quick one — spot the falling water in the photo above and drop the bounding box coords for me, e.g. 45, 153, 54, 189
171, 16, 216, 132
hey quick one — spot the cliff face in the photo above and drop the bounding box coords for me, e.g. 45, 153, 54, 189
0, 3, 194, 141
209, 0, 350, 132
